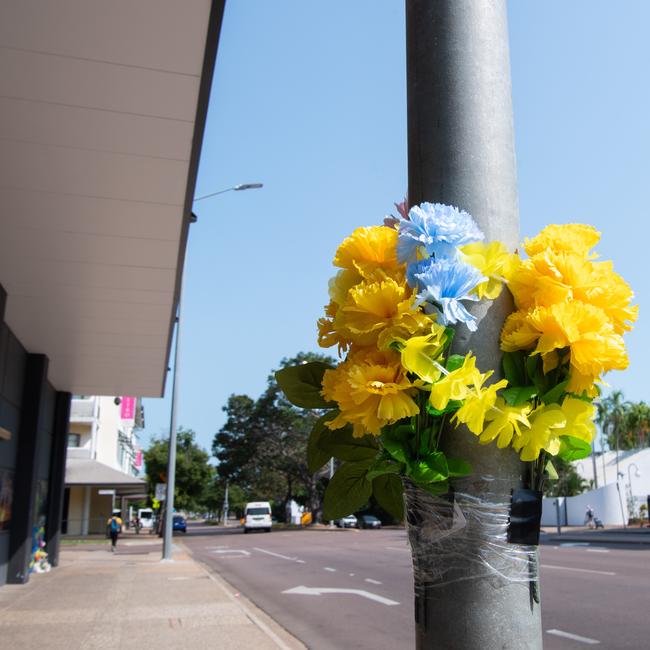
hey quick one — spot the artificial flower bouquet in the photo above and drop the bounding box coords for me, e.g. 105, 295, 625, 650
276, 202, 636, 524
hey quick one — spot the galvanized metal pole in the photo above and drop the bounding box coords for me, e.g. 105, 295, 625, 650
162, 285, 183, 560
406, 1, 542, 648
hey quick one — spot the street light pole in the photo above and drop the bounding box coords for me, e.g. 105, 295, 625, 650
222, 481, 229, 526
406, 1, 542, 647
161, 183, 263, 562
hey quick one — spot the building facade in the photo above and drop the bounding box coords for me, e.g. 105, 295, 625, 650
64, 396, 145, 536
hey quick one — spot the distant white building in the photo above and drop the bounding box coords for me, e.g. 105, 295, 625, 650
64, 396, 146, 535
574, 448, 650, 515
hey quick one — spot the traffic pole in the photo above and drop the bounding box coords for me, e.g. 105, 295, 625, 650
406, 1, 542, 647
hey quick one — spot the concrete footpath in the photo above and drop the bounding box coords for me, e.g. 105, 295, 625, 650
0, 537, 305, 650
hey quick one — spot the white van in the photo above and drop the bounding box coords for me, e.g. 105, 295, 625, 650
138, 508, 154, 529
243, 501, 272, 533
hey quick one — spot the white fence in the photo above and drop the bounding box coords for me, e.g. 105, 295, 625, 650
541, 482, 627, 527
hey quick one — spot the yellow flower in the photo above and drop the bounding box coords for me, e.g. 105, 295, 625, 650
559, 397, 596, 443
512, 404, 567, 461
501, 311, 540, 352
460, 241, 520, 300
453, 377, 508, 435
337, 277, 430, 348
429, 355, 483, 411
334, 226, 401, 273
581, 261, 638, 334
523, 223, 601, 258
321, 348, 419, 437
501, 302, 628, 393
479, 398, 532, 448
398, 323, 448, 383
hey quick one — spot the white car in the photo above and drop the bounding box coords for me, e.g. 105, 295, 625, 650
243, 501, 272, 533
336, 514, 358, 528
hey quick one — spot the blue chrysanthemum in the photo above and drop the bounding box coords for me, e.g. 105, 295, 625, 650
414, 259, 486, 331
397, 202, 484, 264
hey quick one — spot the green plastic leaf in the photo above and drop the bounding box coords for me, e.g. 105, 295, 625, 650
322, 461, 373, 520
372, 474, 404, 520
275, 362, 335, 409
407, 452, 448, 484
307, 412, 336, 473
380, 424, 414, 464
545, 460, 559, 480
502, 351, 527, 386
446, 457, 472, 477
525, 355, 549, 394
366, 458, 403, 482
540, 380, 569, 405
446, 355, 465, 372
502, 386, 537, 406
426, 400, 463, 417
318, 425, 378, 462
557, 435, 592, 461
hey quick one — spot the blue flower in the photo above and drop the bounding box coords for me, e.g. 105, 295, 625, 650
414, 259, 486, 331
397, 202, 484, 264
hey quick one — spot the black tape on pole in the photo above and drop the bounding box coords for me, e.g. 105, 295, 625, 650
507, 488, 543, 545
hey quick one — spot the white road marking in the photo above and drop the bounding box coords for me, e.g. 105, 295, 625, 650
253, 547, 300, 562
586, 548, 609, 553
349, 573, 355, 577
365, 578, 382, 585
546, 629, 600, 644
282, 585, 399, 606
168, 576, 191, 581
324, 567, 337, 572
204, 545, 230, 550
541, 564, 615, 576
385, 546, 410, 552
559, 542, 590, 547
212, 549, 251, 557
296, 559, 306, 564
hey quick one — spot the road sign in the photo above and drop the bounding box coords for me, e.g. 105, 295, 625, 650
155, 482, 166, 501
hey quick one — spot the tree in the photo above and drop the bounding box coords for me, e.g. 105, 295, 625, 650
144, 428, 212, 512
213, 352, 335, 521
544, 457, 588, 497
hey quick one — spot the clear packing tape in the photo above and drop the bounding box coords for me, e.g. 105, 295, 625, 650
403, 477, 541, 600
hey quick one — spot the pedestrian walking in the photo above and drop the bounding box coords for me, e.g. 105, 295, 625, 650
585, 505, 594, 529
107, 511, 123, 552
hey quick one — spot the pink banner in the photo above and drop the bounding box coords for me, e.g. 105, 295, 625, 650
120, 396, 136, 420
135, 450, 143, 468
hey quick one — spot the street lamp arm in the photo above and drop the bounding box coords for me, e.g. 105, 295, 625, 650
193, 183, 264, 202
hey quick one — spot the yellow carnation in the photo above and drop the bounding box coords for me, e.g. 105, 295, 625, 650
321, 348, 419, 437
334, 226, 401, 273
523, 223, 601, 257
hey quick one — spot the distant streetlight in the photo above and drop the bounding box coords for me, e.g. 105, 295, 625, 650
162, 182, 264, 561
628, 463, 641, 516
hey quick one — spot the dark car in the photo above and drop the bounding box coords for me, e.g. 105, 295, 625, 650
173, 515, 187, 533
358, 515, 381, 529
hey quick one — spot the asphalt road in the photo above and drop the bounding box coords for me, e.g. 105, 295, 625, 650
182, 524, 649, 649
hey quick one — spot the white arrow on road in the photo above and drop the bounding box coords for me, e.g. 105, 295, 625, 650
212, 549, 251, 557
282, 585, 399, 606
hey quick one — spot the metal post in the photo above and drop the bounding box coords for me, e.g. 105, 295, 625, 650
222, 481, 229, 526
554, 499, 562, 536
591, 440, 599, 489
406, 1, 542, 648
329, 457, 334, 526
162, 282, 183, 560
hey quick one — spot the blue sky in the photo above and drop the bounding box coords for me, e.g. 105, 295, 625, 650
140, 1, 650, 456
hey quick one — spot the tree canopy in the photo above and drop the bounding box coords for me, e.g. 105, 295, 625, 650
213, 352, 335, 520
144, 428, 212, 512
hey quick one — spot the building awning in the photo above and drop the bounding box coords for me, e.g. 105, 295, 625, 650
65, 458, 147, 495
0, 0, 225, 397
